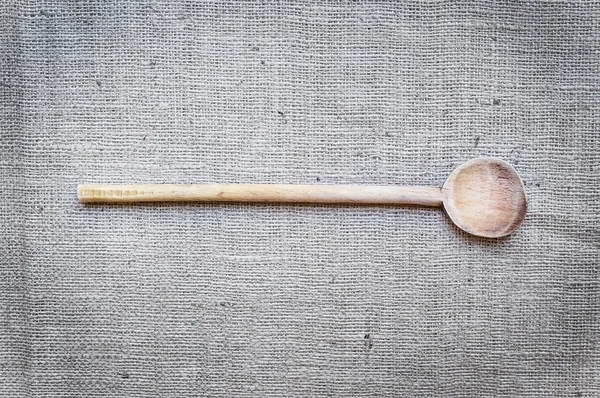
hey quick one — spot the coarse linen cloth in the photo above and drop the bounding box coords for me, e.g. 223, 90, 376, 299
1, 1, 598, 397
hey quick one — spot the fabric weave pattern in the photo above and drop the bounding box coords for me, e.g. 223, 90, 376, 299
1, 1, 598, 396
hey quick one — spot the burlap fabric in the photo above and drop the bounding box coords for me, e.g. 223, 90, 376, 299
1, 1, 598, 396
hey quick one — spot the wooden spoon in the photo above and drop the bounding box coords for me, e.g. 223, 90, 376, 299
78, 157, 527, 238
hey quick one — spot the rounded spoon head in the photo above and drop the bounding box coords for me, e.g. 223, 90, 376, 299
443, 158, 527, 238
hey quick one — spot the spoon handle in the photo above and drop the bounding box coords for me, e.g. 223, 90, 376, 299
78, 184, 445, 206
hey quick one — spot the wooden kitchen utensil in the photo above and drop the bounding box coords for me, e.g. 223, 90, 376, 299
78, 157, 527, 238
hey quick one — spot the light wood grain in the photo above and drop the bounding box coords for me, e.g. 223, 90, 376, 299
442, 158, 527, 238
77, 184, 445, 206
77, 158, 527, 238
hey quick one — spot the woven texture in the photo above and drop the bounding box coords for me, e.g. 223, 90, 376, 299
1, 1, 599, 396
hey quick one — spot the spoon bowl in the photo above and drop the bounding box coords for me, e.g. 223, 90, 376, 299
442, 158, 527, 238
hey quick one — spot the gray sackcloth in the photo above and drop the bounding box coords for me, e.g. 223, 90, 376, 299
1, 1, 599, 396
